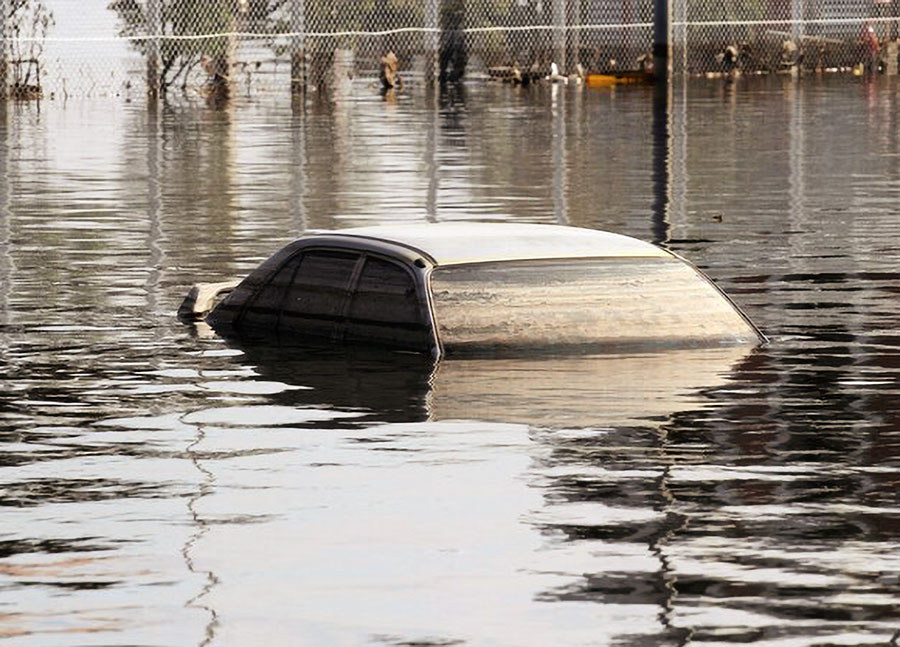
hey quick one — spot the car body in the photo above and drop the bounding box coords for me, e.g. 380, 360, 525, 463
179, 223, 766, 357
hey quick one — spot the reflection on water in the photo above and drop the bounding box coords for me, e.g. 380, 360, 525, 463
231, 343, 753, 428
1, 78, 900, 645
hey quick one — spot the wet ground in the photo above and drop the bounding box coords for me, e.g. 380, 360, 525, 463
1, 76, 899, 646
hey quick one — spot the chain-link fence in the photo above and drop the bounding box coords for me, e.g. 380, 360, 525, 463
673, 0, 900, 75
1, 0, 899, 100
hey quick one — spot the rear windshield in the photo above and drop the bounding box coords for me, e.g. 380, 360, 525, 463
429, 257, 757, 353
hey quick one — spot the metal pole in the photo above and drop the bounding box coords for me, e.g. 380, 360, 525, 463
791, 0, 803, 47
653, 0, 670, 81
652, 0, 671, 249
888, 0, 899, 77
291, 0, 306, 98
571, 0, 581, 72
146, 0, 161, 99
1, 0, 9, 99
425, 0, 439, 85
672, 0, 686, 75
552, 0, 566, 72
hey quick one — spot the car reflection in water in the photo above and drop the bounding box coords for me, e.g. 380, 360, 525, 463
220, 336, 754, 429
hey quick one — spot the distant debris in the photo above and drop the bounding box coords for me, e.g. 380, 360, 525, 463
380, 51, 401, 90
636, 53, 653, 73
713, 44, 749, 81
487, 61, 542, 85
547, 62, 568, 84
715, 45, 740, 71
200, 54, 231, 103
585, 70, 654, 87
573, 63, 586, 85
781, 39, 799, 66
488, 61, 586, 87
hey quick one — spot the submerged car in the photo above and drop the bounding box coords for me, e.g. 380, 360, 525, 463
178, 223, 766, 357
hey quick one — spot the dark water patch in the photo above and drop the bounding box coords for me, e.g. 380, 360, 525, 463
536, 571, 671, 605
0, 538, 121, 558
0, 478, 172, 507
14, 580, 121, 591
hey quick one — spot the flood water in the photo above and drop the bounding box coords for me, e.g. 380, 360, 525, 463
2, 77, 900, 646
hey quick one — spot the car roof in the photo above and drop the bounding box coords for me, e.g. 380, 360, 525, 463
308, 223, 670, 266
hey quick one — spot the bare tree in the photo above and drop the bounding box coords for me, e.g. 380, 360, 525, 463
109, 0, 244, 98
7, 0, 54, 99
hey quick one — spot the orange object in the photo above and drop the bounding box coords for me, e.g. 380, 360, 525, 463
585, 71, 655, 87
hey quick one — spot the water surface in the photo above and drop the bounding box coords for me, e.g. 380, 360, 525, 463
1, 77, 900, 646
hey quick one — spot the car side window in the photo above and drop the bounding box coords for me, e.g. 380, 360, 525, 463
237, 254, 303, 330
346, 256, 430, 351
278, 249, 361, 340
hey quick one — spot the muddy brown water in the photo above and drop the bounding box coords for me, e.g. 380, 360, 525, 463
1, 77, 899, 646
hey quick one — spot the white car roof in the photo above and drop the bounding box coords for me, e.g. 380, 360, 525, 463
318, 223, 669, 266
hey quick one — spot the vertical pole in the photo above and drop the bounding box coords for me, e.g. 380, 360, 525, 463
653, 0, 670, 82
652, 0, 671, 246
886, 40, 899, 76
291, 0, 306, 98
1, 0, 10, 99
791, 0, 803, 48
147, 0, 161, 99
672, 0, 686, 75
571, 0, 581, 72
425, 0, 439, 85
893, 0, 899, 42
552, 0, 566, 72
887, 0, 899, 77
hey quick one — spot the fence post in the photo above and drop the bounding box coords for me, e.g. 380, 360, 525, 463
672, 0, 686, 74
887, 41, 899, 75
146, 0, 161, 99
291, 0, 306, 97
0, 0, 8, 100
571, 0, 581, 72
791, 0, 803, 48
552, 0, 566, 72
653, 0, 670, 80
425, 0, 438, 85
652, 0, 671, 244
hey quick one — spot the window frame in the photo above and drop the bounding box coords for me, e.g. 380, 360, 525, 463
233, 242, 439, 354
